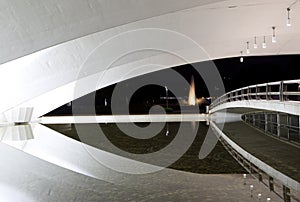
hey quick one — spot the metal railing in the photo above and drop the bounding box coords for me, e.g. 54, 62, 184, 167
211, 121, 300, 202
218, 135, 298, 202
242, 112, 300, 144
211, 79, 300, 108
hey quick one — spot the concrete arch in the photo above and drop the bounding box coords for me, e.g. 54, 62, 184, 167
1, 0, 300, 120
1, 28, 211, 119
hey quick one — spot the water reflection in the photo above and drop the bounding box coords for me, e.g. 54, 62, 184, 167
0, 124, 34, 141
45, 122, 245, 174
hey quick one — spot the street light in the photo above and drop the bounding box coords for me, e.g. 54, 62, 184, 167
250, 185, 254, 198
104, 98, 107, 107
243, 174, 247, 185
165, 86, 169, 136
258, 193, 262, 202
165, 86, 168, 109
287, 8, 291, 27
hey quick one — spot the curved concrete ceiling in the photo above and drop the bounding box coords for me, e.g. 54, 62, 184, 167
1, 0, 300, 119
0, 0, 224, 64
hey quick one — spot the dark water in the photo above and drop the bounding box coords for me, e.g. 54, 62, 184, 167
45, 122, 245, 174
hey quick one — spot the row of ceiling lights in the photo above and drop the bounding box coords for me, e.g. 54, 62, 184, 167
240, 0, 299, 62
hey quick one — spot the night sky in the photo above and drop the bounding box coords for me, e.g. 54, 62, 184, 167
47, 54, 300, 115
215, 54, 300, 91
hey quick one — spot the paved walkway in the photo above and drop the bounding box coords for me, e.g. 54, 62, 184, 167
217, 121, 300, 182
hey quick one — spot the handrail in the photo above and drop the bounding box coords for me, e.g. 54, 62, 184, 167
211, 79, 300, 108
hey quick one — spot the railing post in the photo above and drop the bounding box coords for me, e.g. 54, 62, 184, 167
258, 171, 263, 182
256, 86, 258, 100
283, 185, 291, 202
265, 113, 268, 133
287, 115, 291, 141
277, 113, 281, 138
247, 87, 250, 100
269, 176, 274, 191
279, 81, 284, 101
266, 83, 269, 100
299, 116, 300, 142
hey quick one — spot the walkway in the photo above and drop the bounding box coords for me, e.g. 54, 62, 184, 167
216, 120, 300, 182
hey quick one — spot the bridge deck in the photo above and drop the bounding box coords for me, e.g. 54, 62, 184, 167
217, 121, 300, 182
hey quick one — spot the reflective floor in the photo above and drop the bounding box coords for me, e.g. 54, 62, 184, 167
0, 119, 282, 201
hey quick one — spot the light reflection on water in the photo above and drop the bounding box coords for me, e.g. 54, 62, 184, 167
0, 183, 35, 202
0, 124, 34, 141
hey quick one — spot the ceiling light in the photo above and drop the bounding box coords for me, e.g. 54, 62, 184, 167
240, 51, 244, 63
287, 8, 291, 27
254, 37, 258, 49
262, 36, 267, 49
246, 42, 250, 54
272, 26, 276, 43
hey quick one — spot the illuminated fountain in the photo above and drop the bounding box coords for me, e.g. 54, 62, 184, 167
186, 77, 206, 106
188, 77, 196, 106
